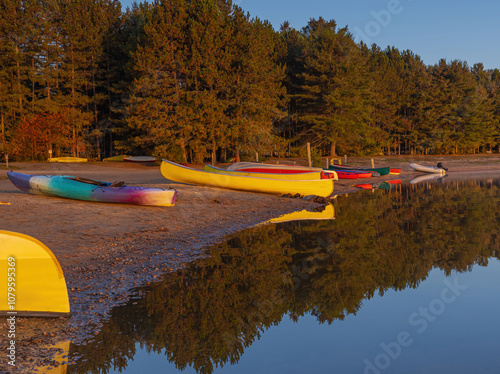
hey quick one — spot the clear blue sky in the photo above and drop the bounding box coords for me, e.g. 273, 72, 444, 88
120, 0, 500, 70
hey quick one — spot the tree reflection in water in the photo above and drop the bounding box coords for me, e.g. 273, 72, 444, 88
69, 179, 500, 374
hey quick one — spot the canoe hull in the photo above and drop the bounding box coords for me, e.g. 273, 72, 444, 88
330, 170, 359, 179
161, 160, 334, 197
328, 165, 390, 176
103, 155, 129, 162
48, 157, 87, 163
123, 156, 157, 162
409, 163, 446, 174
8, 171, 177, 206
0, 230, 70, 316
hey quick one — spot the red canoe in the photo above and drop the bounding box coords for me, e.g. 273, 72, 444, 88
334, 171, 360, 180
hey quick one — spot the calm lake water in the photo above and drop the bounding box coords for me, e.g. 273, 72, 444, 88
68, 176, 500, 374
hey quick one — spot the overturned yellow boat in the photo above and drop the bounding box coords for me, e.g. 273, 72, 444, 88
161, 160, 334, 197
0, 231, 70, 317
48, 157, 88, 163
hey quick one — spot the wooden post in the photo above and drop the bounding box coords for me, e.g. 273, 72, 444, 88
307, 143, 312, 167
5, 154, 8, 168
344, 154, 347, 166
325, 158, 329, 169
371, 158, 374, 168
256, 152, 258, 162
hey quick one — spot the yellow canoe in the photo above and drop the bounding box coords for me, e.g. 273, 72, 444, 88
204, 164, 323, 180
0, 231, 70, 316
48, 157, 88, 163
161, 160, 334, 197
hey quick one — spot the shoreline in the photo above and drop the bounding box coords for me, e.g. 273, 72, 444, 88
1, 154, 500, 371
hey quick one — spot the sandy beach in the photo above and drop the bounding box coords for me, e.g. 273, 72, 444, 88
1, 154, 500, 372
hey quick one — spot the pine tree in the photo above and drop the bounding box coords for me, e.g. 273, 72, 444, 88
125, 0, 189, 160
226, 8, 285, 161
296, 18, 374, 156
278, 21, 306, 155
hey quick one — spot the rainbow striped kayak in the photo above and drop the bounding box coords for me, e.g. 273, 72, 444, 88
7, 171, 177, 206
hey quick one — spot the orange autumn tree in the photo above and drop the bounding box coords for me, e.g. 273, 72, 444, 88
13, 110, 75, 160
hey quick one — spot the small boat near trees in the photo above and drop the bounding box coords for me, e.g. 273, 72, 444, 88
161, 160, 334, 197
409, 163, 447, 174
333, 170, 373, 178
323, 169, 364, 179
123, 156, 157, 163
7, 171, 177, 206
48, 157, 88, 163
328, 164, 390, 176
103, 155, 129, 162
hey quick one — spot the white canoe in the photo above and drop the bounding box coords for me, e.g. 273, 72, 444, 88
409, 163, 446, 174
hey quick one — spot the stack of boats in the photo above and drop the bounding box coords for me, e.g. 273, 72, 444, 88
158, 160, 400, 196
7, 160, 405, 204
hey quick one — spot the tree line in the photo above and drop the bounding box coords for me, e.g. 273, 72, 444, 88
1, 0, 499, 162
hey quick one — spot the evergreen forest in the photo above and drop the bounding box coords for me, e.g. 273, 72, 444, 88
1, 0, 500, 162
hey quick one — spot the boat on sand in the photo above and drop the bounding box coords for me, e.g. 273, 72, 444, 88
409, 163, 447, 174
161, 160, 334, 197
8, 171, 177, 206
328, 164, 390, 176
48, 157, 87, 163
0, 230, 70, 316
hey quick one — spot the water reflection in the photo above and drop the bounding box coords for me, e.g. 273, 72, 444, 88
68, 178, 500, 374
